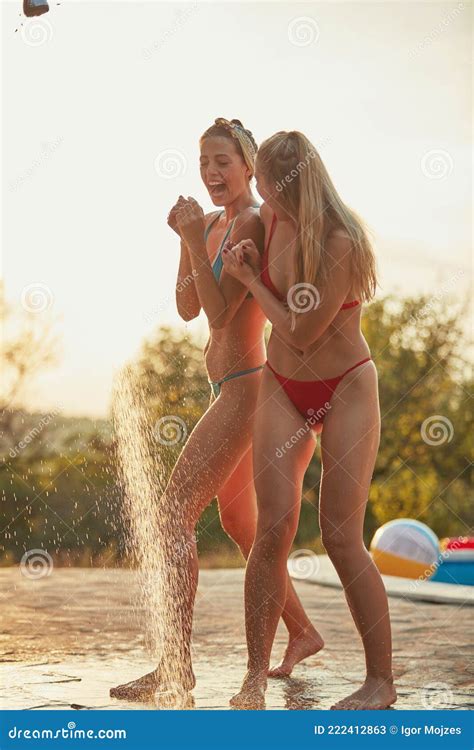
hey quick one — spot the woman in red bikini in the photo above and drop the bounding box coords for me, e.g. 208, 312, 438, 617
110, 120, 319, 702
223, 130, 397, 710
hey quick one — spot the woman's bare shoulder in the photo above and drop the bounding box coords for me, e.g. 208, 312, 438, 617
204, 209, 222, 223
233, 205, 262, 233
231, 206, 265, 248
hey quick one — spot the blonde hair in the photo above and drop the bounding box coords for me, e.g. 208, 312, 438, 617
256, 131, 377, 326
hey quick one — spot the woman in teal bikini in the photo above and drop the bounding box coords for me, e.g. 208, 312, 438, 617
110, 119, 320, 701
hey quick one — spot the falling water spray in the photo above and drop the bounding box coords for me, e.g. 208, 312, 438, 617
112, 364, 194, 706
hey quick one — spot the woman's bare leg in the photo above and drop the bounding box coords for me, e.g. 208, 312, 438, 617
218, 446, 323, 677
231, 367, 317, 708
318, 362, 396, 709
110, 374, 261, 701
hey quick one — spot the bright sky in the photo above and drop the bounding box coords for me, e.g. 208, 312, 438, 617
2, 1, 472, 418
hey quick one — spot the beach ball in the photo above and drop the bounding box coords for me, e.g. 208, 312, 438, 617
370, 519, 440, 580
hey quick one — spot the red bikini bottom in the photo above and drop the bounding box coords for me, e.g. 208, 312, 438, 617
266, 357, 372, 430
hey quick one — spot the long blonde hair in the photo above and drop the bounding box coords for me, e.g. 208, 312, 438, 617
256, 131, 377, 324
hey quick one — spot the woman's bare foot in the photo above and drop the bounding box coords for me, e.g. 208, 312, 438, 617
268, 627, 324, 678
110, 665, 195, 702
230, 670, 267, 710
330, 675, 397, 710
110, 670, 160, 702
154, 683, 196, 709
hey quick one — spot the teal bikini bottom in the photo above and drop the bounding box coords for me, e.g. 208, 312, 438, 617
209, 364, 265, 399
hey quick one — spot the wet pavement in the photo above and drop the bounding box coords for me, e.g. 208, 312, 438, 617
1, 568, 472, 710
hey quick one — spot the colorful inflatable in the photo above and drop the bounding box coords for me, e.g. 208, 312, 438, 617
431, 537, 474, 586
370, 519, 439, 580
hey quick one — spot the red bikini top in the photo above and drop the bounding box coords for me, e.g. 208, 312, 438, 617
261, 213, 359, 310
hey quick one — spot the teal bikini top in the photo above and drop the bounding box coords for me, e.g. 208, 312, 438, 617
204, 206, 259, 297
204, 211, 235, 283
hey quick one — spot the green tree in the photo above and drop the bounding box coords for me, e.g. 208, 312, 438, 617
365, 296, 472, 540
1, 296, 471, 566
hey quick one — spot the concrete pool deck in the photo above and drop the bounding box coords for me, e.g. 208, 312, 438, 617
1, 568, 472, 711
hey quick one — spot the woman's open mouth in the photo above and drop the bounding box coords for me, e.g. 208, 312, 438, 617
208, 181, 227, 199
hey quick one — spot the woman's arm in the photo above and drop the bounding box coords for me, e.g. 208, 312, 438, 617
176, 238, 201, 321
225, 234, 352, 350
169, 196, 201, 321
177, 199, 264, 329
208, 209, 264, 328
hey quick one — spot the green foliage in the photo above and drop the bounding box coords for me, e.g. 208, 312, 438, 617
133, 326, 210, 479
0, 415, 120, 565
364, 297, 472, 539
0, 296, 471, 566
